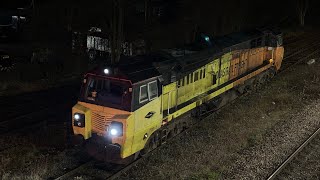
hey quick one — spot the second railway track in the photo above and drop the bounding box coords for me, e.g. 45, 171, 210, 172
267, 127, 320, 180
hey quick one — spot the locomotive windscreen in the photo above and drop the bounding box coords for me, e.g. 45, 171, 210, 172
80, 75, 132, 111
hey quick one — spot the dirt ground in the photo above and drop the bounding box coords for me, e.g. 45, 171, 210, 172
117, 58, 320, 178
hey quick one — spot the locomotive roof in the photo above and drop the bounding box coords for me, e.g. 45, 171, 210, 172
87, 29, 276, 85
87, 56, 162, 84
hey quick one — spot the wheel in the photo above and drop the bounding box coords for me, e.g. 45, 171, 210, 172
236, 85, 246, 94
173, 123, 183, 135
256, 75, 267, 90
244, 78, 255, 92
267, 69, 276, 80
140, 132, 159, 156
244, 84, 252, 92
191, 107, 201, 118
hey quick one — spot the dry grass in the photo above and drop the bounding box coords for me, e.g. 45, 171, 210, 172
0, 123, 89, 179
0, 146, 48, 180
0, 142, 88, 180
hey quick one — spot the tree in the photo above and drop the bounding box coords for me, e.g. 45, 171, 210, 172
297, 0, 309, 26
110, 0, 125, 64
144, 0, 151, 25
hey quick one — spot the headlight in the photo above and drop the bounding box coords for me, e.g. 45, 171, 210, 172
110, 129, 118, 136
109, 122, 123, 137
73, 113, 85, 128
74, 114, 80, 120
104, 68, 109, 74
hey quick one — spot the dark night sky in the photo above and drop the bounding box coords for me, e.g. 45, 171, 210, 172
2, 0, 319, 48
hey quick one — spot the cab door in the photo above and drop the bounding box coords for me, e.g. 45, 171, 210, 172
219, 52, 232, 85
230, 51, 240, 80
132, 80, 162, 152
207, 59, 219, 89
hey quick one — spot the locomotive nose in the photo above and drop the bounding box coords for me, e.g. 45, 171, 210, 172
72, 103, 92, 139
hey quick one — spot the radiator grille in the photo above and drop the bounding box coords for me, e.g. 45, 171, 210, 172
92, 111, 113, 133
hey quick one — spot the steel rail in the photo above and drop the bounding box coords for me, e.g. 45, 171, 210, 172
53, 160, 95, 180
279, 43, 320, 73
267, 127, 320, 180
283, 39, 320, 61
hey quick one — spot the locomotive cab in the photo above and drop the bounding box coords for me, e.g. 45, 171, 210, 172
81, 74, 132, 112
72, 65, 163, 162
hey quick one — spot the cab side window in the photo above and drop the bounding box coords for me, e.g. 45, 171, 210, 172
191, 73, 194, 83
203, 68, 206, 78
212, 74, 217, 85
187, 75, 190, 84
139, 85, 148, 103
194, 72, 199, 81
148, 81, 158, 100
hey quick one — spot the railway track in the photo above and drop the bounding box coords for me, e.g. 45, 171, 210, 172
267, 127, 320, 180
0, 84, 78, 134
275, 134, 320, 179
0, 85, 78, 119
0, 106, 50, 134
51, 34, 320, 180
280, 40, 320, 71
283, 32, 320, 55
54, 160, 95, 180
253, 42, 320, 179
0, 106, 71, 153
0, 86, 78, 153
0, 101, 75, 136
282, 31, 307, 46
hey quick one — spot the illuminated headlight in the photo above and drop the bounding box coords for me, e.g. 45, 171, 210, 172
109, 122, 123, 137
104, 68, 109, 74
74, 114, 80, 120
73, 113, 85, 128
110, 129, 118, 136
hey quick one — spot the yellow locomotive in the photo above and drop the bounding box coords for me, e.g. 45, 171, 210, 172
72, 29, 284, 162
